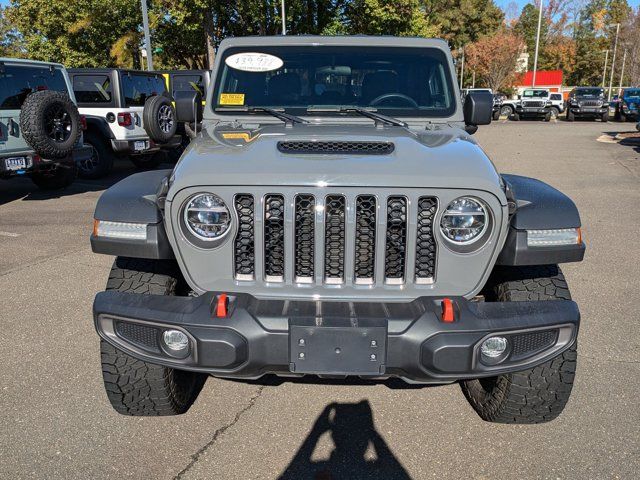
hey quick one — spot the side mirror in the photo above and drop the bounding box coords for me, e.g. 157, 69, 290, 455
463, 91, 492, 134
175, 90, 203, 123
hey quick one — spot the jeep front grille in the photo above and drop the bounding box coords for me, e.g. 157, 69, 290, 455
233, 192, 438, 287
581, 100, 602, 107
523, 101, 544, 108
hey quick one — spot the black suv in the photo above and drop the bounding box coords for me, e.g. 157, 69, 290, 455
68, 69, 182, 178
566, 87, 608, 122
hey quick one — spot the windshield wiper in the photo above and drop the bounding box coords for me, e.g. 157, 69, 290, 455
306, 106, 408, 127
214, 106, 308, 125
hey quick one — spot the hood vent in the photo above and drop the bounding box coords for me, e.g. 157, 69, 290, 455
277, 141, 394, 155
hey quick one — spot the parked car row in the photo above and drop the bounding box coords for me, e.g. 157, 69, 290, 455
1, 57, 209, 190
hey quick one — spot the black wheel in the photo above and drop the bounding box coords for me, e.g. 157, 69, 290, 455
30, 164, 77, 190
143, 95, 177, 144
544, 111, 552, 122
511, 112, 520, 121
492, 110, 500, 121
130, 152, 164, 170
100, 257, 207, 416
461, 265, 577, 424
601, 111, 609, 122
78, 131, 114, 179
566, 110, 575, 122
20, 90, 81, 159
549, 107, 559, 119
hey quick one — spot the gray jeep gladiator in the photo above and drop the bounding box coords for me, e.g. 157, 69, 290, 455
91, 36, 585, 424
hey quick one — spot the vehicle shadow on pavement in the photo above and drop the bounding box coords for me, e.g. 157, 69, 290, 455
278, 400, 412, 480
0, 163, 173, 206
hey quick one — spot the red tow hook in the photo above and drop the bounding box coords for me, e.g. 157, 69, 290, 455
441, 298, 455, 323
215, 293, 229, 318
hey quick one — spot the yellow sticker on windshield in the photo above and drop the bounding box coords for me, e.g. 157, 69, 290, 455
219, 93, 245, 105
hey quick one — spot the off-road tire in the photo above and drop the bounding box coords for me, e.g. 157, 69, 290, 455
566, 110, 575, 121
544, 111, 552, 122
100, 257, 206, 416
130, 152, 164, 170
511, 112, 520, 121
20, 90, 81, 159
601, 111, 609, 122
492, 110, 500, 121
30, 164, 77, 190
143, 95, 177, 144
549, 107, 559, 119
461, 265, 577, 424
79, 131, 114, 179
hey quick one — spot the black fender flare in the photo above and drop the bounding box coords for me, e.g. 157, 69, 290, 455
91, 169, 175, 259
497, 175, 585, 265
84, 115, 115, 140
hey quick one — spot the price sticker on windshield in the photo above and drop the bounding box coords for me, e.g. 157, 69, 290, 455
225, 53, 284, 73
219, 93, 245, 105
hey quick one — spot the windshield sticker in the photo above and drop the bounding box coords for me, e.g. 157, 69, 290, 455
219, 93, 245, 105
225, 53, 284, 73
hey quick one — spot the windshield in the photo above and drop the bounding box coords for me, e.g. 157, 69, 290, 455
623, 89, 640, 99
213, 46, 456, 118
523, 90, 548, 98
575, 88, 603, 97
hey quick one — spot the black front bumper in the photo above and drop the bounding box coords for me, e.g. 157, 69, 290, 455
93, 292, 579, 384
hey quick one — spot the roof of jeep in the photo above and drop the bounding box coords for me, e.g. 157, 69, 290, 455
218, 35, 450, 50
0, 57, 64, 68
67, 68, 163, 76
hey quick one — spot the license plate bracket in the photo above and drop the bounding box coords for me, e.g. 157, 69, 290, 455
289, 317, 387, 376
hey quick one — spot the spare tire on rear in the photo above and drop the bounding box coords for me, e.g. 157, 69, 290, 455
143, 95, 177, 144
20, 90, 81, 159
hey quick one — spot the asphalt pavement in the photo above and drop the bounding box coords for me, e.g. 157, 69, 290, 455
1, 120, 639, 479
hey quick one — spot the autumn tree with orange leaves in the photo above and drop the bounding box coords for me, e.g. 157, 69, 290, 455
465, 30, 525, 92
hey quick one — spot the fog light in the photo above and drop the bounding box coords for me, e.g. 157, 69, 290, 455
163, 329, 189, 352
480, 336, 509, 363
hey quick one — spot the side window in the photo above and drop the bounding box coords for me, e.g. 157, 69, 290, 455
172, 75, 205, 97
73, 75, 112, 104
0, 65, 68, 110
121, 74, 168, 107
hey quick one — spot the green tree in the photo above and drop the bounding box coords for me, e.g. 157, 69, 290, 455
339, 0, 439, 37
514, 3, 549, 70
1, 6, 23, 57
424, 0, 505, 48
6, 0, 142, 67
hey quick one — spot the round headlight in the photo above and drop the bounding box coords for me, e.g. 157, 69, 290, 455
184, 193, 231, 241
440, 197, 488, 245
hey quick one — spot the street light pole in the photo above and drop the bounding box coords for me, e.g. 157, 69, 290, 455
618, 49, 627, 96
532, 0, 544, 87
141, 0, 153, 70
601, 50, 609, 88
607, 23, 620, 101
281, 0, 286, 35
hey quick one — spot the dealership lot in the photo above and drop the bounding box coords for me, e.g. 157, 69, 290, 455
1, 121, 639, 479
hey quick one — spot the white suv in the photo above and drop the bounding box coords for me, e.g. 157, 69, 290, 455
69, 69, 180, 179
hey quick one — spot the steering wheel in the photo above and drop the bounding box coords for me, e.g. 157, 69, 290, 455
369, 93, 419, 108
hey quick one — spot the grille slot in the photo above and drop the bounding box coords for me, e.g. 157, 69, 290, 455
354, 195, 377, 284
278, 141, 394, 155
115, 321, 160, 352
511, 330, 558, 358
264, 194, 285, 281
385, 197, 407, 284
324, 195, 346, 283
415, 197, 437, 283
294, 194, 315, 283
234, 194, 255, 280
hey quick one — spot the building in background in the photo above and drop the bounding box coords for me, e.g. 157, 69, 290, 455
514, 70, 563, 96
